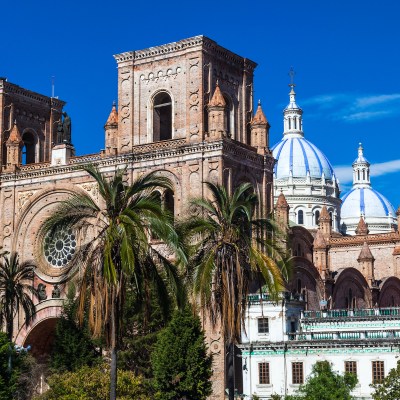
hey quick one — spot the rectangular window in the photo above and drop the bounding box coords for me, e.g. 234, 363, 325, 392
258, 318, 269, 334
292, 362, 304, 384
372, 361, 385, 383
258, 362, 270, 384
345, 361, 357, 376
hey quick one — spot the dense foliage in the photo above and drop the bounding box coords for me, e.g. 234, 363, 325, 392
151, 308, 212, 400
0, 332, 29, 400
371, 360, 400, 400
50, 288, 100, 372
34, 363, 150, 400
287, 361, 357, 400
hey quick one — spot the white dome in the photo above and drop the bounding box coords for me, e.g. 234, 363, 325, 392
272, 135, 335, 180
341, 187, 395, 219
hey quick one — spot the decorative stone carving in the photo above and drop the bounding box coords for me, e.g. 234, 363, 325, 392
18, 190, 37, 213
79, 183, 99, 202
37, 283, 47, 301
52, 284, 61, 299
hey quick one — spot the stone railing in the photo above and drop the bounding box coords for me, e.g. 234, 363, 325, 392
302, 307, 400, 320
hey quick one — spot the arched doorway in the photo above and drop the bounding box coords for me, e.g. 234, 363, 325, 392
23, 317, 59, 361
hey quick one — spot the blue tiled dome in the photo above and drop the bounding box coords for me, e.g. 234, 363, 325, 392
341, 187, 395, 219
272, 135, 335, 180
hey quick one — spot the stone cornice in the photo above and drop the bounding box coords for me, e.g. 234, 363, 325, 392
0, 80, 65, 108
0, 138, 267, 182
329, 231, 400, 248
114, 36, 257, 71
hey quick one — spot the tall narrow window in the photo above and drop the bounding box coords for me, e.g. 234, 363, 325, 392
288, 118, 291, 130
259, 363, 270, 384
22, 131, 36, 164
363, 169, 365, 180
315, 210, 320, 226
292, 362, 304, 384
345, 361, 357, 377
297, 278, 302, 294
329, 212, 333, 227
298, 210, 304, 225
153, 92, 172, 141
164, 189, 175, 222
372, 361, 384, 383
223, 95, 233, 138
357, 170, 360, 180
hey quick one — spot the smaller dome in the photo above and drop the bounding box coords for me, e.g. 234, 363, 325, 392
341, 187, 396, 234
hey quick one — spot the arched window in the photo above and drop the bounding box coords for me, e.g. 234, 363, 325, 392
314, 210, 320, 226
363, 169, 365, 180
22, 131, 36, 164
164, 189, 174, 222
297, 278, 302, 294
329, 212, 333, 227
357, 170, 360, 180
153, 92, 172, 141
298, 210, 304, 225
223, 95, 233, 138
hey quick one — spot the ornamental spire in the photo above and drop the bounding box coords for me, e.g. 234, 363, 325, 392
352, 143, 371, 188
283, 67, 303, 137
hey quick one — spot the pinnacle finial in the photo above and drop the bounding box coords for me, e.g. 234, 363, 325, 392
112, 100, 116, 107
258, 99, 261, 106
289, 66, 296, 88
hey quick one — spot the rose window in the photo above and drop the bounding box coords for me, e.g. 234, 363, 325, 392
44, 228, 76, 267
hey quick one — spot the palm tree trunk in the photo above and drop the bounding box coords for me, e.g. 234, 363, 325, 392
110, 291, 117, 400
227, 342, 235, 400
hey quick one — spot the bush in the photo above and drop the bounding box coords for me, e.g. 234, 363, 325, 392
34, 363, 150, 400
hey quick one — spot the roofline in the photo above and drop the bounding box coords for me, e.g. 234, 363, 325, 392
113, 35, 257, 70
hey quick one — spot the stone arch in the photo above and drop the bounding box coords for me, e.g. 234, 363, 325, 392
21, 128, 40, 164
148, 168, 181, 218
379, 277, 400, 307
290, 226, 313, 262
333, 268, 371, 309
288, 258, 323, 310
148, 89, 175, 143
15, 300, 63, 360
11, 184, 95, 279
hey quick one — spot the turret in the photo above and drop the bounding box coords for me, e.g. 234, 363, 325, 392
207, 82, 227, 139
313, 229, 329, 279
105, 101, 118, 155
250, 100, 270, 153
352, 143, 371, 188
5, 121, 22, 171
319, 206, 332, 238
355, 216, 369, 236
357, 241, 375, 287
275, 192, 289, 230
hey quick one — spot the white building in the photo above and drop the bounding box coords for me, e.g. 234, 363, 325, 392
240, 294, 400, 399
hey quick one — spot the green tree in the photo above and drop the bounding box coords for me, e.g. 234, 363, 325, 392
0, 252, 36, 341
181, 182, 289, 400
371, 360, 400, 400
151, 307, 212, 400
34, 363, 151, 400
50, 287, 100, 372
289, 361, 357, 400
40, 165, 185, 400
0, 331, 27, 399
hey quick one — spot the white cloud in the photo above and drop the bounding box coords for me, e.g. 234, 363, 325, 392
342, 110, 392, 121
333, 165, 353, 184
355, 94, 400, 108
302, 92, 400, 122
371, 159, 400, 177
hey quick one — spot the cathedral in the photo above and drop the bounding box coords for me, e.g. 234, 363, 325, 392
1, 35, 399, 399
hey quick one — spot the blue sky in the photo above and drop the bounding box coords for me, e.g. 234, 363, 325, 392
2, 1, 400, 207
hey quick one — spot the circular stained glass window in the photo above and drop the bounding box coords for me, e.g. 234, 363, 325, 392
44, 228, 76, 268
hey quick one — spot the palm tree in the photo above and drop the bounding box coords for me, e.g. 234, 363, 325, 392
181, 182, 290, 400
40, 165, 185, 400
0, 252, 36, 341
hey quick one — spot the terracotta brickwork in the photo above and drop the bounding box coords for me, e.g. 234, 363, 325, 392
1, 36, 276, 400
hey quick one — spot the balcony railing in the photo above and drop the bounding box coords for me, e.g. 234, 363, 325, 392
302, 307, 400, 320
